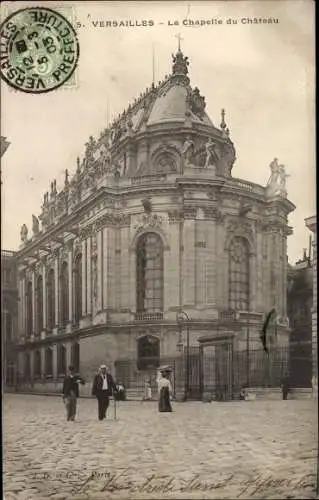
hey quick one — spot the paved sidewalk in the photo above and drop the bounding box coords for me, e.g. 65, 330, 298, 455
3, 394, 318, 499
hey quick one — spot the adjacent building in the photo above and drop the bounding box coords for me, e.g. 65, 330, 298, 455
1, 250, 18, 387
287, 251, 313, 387
305, 215, 317, 394
15, 48, 295, 397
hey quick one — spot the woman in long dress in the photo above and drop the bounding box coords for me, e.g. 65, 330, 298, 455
157, 370, 173, 412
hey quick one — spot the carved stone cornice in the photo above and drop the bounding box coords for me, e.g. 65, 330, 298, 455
133, 213, 163, 230
202, 207, 224, 222
183, 206, 197, 220
168, 210, 184, 224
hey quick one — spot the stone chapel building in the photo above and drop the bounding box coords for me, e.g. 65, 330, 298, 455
15, 48, 295, 396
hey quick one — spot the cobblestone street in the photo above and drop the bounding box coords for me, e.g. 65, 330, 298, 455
3, 394, 318, 499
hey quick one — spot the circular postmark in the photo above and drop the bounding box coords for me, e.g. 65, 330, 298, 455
0, 7, 79, 93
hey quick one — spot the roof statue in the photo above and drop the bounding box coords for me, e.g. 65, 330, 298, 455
266, 159, 290, 198
20, 224, 28, 243
32, 215, 39, 235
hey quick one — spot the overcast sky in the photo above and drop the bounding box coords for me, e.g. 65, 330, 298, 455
1, 0, 315, 264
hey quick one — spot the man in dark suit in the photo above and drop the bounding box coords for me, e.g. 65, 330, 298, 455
92, 365, 117, 420
62, 365, 85, 421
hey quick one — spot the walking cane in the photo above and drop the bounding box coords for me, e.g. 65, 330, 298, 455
114, 396, 117, 420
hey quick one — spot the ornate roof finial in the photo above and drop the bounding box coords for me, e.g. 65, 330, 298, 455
175, 33, 183, 52
172, 38, 189, 76
65, 169, 69, 187
220, 108, 226, 130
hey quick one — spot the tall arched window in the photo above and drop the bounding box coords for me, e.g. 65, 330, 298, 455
137, 335, 160, 370
136, 232, 164, 315
228, 236, 250, 311
45, 347, 53, 377
34, 350, 41, 377
60, 262, 69, 326
36, 275, 43, 335
5, 312, 12, 342
24, 352, 31, 380
57, 344, 66, 375
26, 281, 33, 337
74, 254, 82, 323
71, 342, 80, 373
47, 269, 55, 330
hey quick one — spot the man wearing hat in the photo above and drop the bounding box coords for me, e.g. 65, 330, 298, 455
62, 365, 85, 421
92, 365, 117, 420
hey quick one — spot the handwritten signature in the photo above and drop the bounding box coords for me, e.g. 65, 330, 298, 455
69, 469, 315, 496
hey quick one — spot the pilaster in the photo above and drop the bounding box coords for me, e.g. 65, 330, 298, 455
182, 219, 196, 306
42, 262, 47, 330
256, 230, 263, 312
164, 220, 180, 311
31, 269, 36, 334
103, 227, 108, 310
54, 254, 59, 327
120, 226, 130, 310
97, 230, 103, 311
81, 239, 87, 316
68, 242, 73, 322
86, 237, 92, 315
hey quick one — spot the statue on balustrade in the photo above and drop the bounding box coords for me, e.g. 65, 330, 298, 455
204, 137, 219, 171
267, 158, 289, 197
20, 224, 28, 243
32, 215, 40, 235
181, 137, 194, 166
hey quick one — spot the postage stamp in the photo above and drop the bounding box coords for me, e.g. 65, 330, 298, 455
0, 6, 79, 93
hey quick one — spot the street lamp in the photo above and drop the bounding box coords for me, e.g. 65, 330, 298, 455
176, 310, 190, 401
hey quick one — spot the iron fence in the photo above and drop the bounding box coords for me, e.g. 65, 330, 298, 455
115, 346, 299, 400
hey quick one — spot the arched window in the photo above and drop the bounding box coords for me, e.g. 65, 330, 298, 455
71, 342, 80, 373
228, 237, 250, 311
57, 344, 66, 375
45, 347, 53, 377
137, 335, 160, 370
36, 275, 43, 335
47, 269, 55, 330
5, 312, 12, 342
34, 350, 41, 377
26, 281, 33, 337
24, 352, 31, 380
60, 262, 69, 326
74, 254, 82, 323
136, 233, 164, 315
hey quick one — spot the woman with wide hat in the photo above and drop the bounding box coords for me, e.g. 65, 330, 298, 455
157, 366, 173, 412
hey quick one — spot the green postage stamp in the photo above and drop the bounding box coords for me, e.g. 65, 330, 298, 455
0, 6, 79, 93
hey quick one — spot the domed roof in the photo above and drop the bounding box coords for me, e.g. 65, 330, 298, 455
147, 84, 213, 126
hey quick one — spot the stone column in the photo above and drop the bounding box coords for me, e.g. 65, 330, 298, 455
54, 253, 59, 327
81, 239, 87, 316
282, 235, 288, 320
68, 242, 73, 322
42, 261, 47, 331
52, 344, 57, 379
97, 230, 103, 311
205, 218, 217, 306
18, 274, 25, 337
164, 217, 181, 312
87, 236, 92, 315
182, 219, 196, 306
120, 226, 130, 310
256, 230, 263, 312
103, 227, 108, 310
31, 268, 36, 335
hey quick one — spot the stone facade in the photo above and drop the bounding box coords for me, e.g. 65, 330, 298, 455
287, 254, 313, 387
305, 215, 317, 395
15, 49, 295, 392
1, 250, 18, 387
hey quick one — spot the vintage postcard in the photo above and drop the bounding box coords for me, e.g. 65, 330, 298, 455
1, 1, 317, 499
